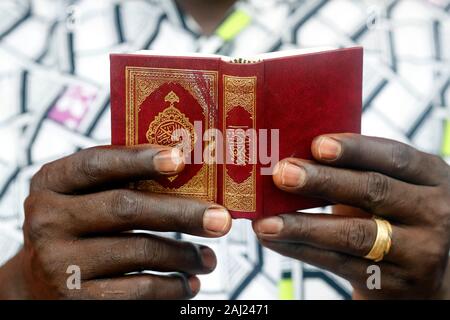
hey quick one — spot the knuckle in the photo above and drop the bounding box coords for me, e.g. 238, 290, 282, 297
24, 193, 39, 218
363, 172, 391, 208
314, 166, 333, 192
287, 215, 312, 240
134, 237, 149, 263
301, 164, 334, 196
109, 190, 142, 222
390, 143, 412, 173
339, 219, 369, 253
23, 195, 55, 242
77, 149, 104, 183
134, 277, 156, 299
30, 163, 52, 191
135, 236, 166, 265
180, 242, 202, 266
176, 201, 199, 229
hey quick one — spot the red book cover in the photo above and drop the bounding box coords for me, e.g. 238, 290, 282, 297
110, 47, 363, 220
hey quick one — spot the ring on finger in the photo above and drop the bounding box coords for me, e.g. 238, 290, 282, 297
364, 217, 393, 262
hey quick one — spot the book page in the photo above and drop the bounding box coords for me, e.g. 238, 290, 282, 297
134, 46, 339, 63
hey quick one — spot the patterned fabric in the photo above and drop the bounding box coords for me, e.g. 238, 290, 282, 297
0, 0, 449, 299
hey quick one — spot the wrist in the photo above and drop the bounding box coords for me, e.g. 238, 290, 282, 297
0, 249, 31, 299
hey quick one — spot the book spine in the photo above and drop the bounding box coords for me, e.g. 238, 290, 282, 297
219, 60, 264, 219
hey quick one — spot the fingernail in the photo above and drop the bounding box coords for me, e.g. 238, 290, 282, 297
255, 217, 284, 235
199, 246, 216, 270
188, 276, 201, 295
203, 206, 231, 234
272, 162, 282, 176
317, 137, 342, 160
279, 163, 306, 188
153, 148, 184, 174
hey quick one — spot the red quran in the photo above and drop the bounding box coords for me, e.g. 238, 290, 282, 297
110, 47, 362, 219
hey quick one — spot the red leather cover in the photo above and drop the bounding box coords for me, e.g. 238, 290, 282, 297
262, 47, 363, 217
110, 47, 362, 219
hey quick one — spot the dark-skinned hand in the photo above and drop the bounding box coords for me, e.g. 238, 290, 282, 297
253, 133, 450, 299
0, 145, 232, 299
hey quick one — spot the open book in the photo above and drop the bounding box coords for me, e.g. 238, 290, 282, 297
110, 47, 362, 219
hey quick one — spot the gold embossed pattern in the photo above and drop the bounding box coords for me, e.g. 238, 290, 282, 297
126, 67, 218, 202
135, 165, 209, 198
223, 75, 257, 212
224, 77, 256, 115
146, 91, 197, 151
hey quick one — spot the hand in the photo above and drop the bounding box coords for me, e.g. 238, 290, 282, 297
0, 145, 231, 299
253, 133, 450, 299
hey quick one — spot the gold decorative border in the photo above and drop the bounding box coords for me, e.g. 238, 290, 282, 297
223, 75, 257, 212
126, 67, 218, 202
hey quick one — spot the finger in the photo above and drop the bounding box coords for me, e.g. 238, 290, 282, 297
30, 144, 185, 193
332, 204, 371, 218
56, 191, 232, 237
259, 239, 373, 283
311, 133, 446, 186
272, 158, 430, 222
83, 274, 200, 300
78, 235, 216, 279
253, 213, 406, 263
260, 239, 411, 297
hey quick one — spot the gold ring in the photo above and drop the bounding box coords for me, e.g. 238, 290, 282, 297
364, 218, 393, 262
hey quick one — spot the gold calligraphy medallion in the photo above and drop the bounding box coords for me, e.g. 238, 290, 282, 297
146, 91, 196, 151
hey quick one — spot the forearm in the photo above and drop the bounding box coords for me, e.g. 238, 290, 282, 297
0, 250, 30, 299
